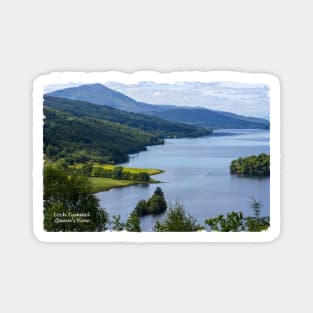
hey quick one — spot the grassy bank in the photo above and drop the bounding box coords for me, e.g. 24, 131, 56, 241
89, 176, 160, 193
86, 164, 163, 192
48, 162, 164, 193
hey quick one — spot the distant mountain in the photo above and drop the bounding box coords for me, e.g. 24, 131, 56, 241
151, 108, 269, 129
47, 84, 269, 129
46, 83, 173, 113
44, 96, 212, 163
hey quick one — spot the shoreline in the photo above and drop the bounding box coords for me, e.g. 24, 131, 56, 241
90, 169, 164, 193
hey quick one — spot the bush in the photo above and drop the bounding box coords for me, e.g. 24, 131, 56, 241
205, 211, 246, 232
154, 202, 203, 232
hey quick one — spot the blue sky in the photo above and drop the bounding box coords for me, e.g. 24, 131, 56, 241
46, 81, 270, 119
106, 81, 270, 119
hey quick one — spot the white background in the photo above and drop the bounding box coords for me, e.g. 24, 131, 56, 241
0, 0, 311, 312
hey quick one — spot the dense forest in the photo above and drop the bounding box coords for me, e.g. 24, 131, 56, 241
44, 96, 212, 138
44, 96, 212, 164
44, 108, 163, 164
230, 153, 270, 177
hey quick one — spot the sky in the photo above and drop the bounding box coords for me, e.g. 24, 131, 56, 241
45, 81, 270, 119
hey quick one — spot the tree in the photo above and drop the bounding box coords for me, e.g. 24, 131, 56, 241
55, 158, 68, 170
249, 197, 263, 223
125, 210, 141, 232
101, 169, 113, 178
147, 195, 167, 215
92, 166, 103, 177
43, 165, 108, 231
81, 163, 93, 176
134, 187, 167, 217
130, 173, 138, 181
112, 166, 123, 179
205, 211, 246, 232
154, 202, 203, 232
154, 187, 164, 198
111, 215, 124, 231
230, 154, 270, 177
135, 200, 148, 216
137, 172, 150, 182
122, 171, 131, 180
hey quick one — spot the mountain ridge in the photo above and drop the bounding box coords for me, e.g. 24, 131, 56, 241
47, 83, 269, 129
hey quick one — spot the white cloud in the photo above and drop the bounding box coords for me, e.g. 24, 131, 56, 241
106, 81, 270, 119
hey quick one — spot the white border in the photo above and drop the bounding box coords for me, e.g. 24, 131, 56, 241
33, 71, 280, 242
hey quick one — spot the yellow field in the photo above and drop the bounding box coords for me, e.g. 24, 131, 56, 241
64, 163, 164, 192
73, 163, 163, 176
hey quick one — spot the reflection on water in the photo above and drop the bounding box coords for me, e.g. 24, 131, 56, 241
97, 129, 270, 231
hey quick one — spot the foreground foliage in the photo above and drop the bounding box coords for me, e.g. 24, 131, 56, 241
205, 211, 246, 232
154, 202, 203, 232
125, 211, 141, 232
205, 201, 270, 232
43, 165, 108, 231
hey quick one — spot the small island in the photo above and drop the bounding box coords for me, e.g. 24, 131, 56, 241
230, 153, 270, 177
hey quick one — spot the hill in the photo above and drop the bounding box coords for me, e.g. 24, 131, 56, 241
44, 96, 212, 138
44, 108, 164, 164
43, 97, 212, 164
46, 83, 169, 113
47, 84, 269, 129
151, 107, 270, 129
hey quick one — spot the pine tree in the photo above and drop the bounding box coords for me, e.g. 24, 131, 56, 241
125, 210, 141, 232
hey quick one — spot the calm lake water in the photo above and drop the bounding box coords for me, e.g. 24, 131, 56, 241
97, 129, 270, 231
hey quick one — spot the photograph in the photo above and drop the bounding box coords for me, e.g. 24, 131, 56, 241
33, 71, 280, 242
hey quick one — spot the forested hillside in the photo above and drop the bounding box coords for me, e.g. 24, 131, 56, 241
44, 96, 212, 138
44, 108, 163, 164
44, 97, 212, 164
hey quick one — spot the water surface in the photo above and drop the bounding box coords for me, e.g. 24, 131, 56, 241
97, 129, 270, 230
